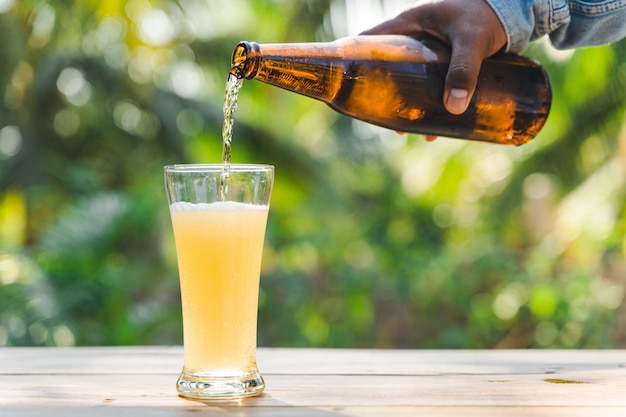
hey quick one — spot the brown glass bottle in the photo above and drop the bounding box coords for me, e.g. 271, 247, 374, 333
231, 35, 552, 145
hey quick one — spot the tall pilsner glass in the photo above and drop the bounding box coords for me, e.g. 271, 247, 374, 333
164, 164, 273, 399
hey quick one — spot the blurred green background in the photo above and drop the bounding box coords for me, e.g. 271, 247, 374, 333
1, 0, 625, 349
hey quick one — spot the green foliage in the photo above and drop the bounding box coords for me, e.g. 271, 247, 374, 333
1, 0, 625, 349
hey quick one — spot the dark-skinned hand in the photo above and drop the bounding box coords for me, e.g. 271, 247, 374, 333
361, 0, 507, 116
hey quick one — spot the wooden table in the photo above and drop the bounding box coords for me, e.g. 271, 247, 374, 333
1, 347, 626, 416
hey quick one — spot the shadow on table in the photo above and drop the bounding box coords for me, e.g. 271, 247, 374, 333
186, 392, 347, 416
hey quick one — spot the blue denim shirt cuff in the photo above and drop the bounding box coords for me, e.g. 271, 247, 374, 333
484, 0, 626, 52
483, 0, 535, 52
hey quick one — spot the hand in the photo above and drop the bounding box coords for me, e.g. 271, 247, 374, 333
360, 0, 507, 115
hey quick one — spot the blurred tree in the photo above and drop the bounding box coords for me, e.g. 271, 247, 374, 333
0, 0, 624, 349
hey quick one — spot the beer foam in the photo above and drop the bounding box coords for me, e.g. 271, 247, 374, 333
169, 201, 268, 212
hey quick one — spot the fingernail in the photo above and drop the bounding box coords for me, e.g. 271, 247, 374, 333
446, 89, 469, 114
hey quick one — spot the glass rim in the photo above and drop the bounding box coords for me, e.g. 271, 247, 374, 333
164, 163, 274, 173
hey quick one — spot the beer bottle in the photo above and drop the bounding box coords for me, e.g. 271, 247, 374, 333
230, 35, 552, 145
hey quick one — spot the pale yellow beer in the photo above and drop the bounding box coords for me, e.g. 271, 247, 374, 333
170, 201, 268, 374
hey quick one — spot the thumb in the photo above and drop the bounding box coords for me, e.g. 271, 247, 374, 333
443, 46, 483, 115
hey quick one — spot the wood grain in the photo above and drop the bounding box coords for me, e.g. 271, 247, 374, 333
1, 347, 625, 416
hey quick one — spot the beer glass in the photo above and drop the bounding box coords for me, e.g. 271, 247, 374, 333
164, 164, 273, 399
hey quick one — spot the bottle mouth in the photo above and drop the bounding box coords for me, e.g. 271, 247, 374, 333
230, 41, 259, 79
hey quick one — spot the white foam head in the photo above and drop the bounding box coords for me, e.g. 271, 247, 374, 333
169, 201, 268, 212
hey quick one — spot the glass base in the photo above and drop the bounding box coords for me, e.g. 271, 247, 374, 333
176, 370, 265, 400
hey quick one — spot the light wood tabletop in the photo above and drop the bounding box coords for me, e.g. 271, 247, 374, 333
1, 347, 626, 416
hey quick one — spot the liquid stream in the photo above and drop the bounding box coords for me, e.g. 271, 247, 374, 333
220, 72, 244, 200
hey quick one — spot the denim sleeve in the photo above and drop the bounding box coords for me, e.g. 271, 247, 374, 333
484, 0, 626, 52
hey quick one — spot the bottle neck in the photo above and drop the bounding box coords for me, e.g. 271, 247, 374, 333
230, 40, 344, 103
